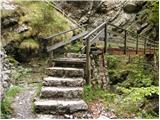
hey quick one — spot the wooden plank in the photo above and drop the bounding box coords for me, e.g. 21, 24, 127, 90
86, 38, 91, 84
104, 24, 107, 53
136, 34, 139, 54
90, 29, 104, 45
144, 39, 146, 54
83, 22, 106, 39
47, 31, 88, 52
124, 30, 127, 54
45, 24, 87, 40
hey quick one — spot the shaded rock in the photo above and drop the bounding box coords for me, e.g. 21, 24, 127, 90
1, 1, 17, 10
2, 16, 19, 28
123, 3, 137, 13
16, 24, 29, 33
79, 16, 89, 24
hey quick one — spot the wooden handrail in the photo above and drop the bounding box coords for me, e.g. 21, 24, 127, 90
83, 21, 158, 84
44, 19, 158, 85
45, 24, 87, 40
83, 22, 106, 39
108, 23, 159, 44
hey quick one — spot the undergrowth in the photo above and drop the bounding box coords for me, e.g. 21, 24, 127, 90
83, 54, 159, 119
65, 40, 83, 53
0, 85, 22, 119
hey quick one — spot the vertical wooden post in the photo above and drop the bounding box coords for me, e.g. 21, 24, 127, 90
136, 34, 139, 54
86, 38, 91, 84
144, 38, 146, 54
149, 43, 152, 54
49, 39, 53, 64
104, 23, 107, 53
153, 40, 156, 54
124, 30, 127, 54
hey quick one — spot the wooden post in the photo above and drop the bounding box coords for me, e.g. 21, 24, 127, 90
124, 30, 127, 54
144, 38, 146, 54
86, 38, 91, 84
153, 40, 156, 54
49, 39, 54, 64
136, 34, 139, 54
104, 23, 107, 53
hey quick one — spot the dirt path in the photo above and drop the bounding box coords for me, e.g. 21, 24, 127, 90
88, 100, 117, 119
11, 85, 36, 119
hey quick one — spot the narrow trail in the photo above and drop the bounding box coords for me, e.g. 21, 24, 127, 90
11, 85, 36, 119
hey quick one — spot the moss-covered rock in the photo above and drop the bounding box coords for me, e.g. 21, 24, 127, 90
19, 38, 39, 50
2, 1, 75, 62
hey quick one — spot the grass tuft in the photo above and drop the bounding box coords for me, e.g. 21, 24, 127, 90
19, 38, 39, 50
0, 85, 22, 118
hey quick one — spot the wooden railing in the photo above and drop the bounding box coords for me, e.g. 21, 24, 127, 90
45, 24, 87, 59
83, 21, 158, 84
44, 21, 158, 84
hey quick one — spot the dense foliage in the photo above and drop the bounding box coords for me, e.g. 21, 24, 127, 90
83, 54, 159, 119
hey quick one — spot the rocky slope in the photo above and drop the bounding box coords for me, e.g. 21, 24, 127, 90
1, 0, 75, 62
54, 0, 158, 41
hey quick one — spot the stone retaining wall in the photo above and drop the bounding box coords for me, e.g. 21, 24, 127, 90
0, 50, 12, 101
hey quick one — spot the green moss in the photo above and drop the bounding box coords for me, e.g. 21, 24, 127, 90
2, 32, 22, 43
1, 85, 22, 118
19, 38, 39, 50
15, 1, 72, 39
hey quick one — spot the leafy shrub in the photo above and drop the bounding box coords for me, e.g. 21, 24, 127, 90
105, 54, 119, 69
115, 86, 159, 117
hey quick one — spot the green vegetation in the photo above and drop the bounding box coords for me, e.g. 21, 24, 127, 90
11, 66, 32, 84
83, 54, 159, 119
31, 83, 43, 112
2, 1, 73, 62
0, 85, 22, 118
19, 38, 39, 50
145, 1, 159, 25
14, 1, 72, 38
65, 40, 83, 53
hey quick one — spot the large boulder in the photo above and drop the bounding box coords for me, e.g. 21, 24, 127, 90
123, 1, 145, 13
123, 3, 137, 13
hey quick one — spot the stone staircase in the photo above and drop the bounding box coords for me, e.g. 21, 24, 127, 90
34, 53, 88, 115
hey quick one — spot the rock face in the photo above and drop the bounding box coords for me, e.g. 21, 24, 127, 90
123, 3, 137, 13
123, 1, 145, 13
0, 50, 12, 101
53, 1, 157, 41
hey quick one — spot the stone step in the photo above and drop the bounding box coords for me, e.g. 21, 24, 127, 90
46, 67, 84, 78
43, 77, 85, 87
53, 58, 86, 68
65, 53, 86, 58
34, 99, 88, 114
40, 87, 83, 99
